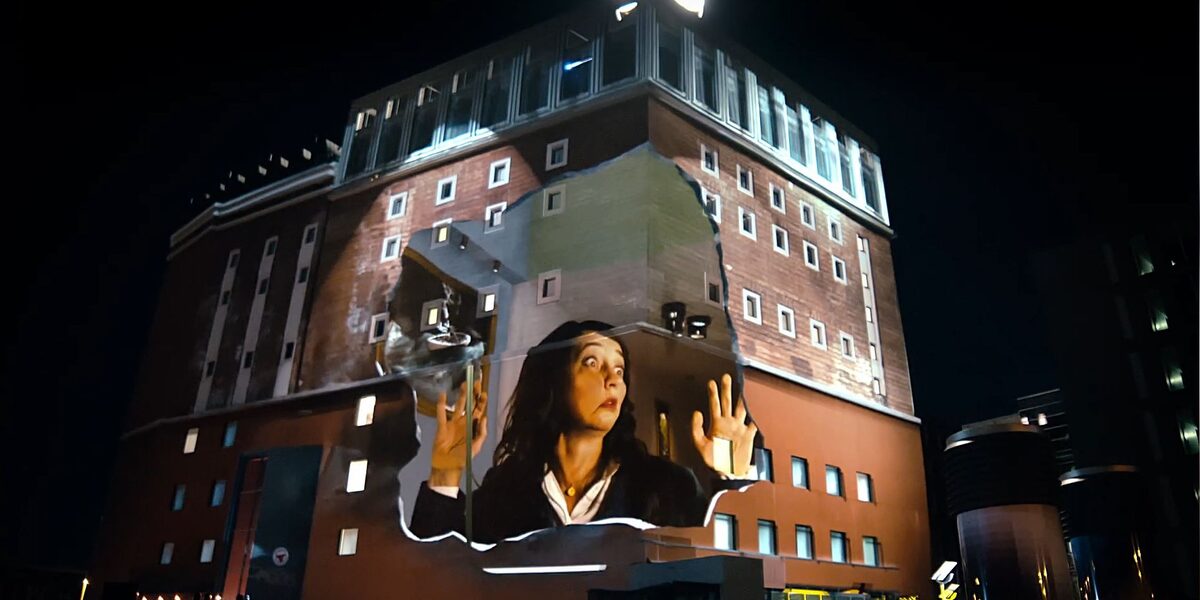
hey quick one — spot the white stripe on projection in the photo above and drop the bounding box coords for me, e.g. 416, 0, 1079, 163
195, 249, 240, 413
857, 235, 886, 397
274, 223, 319, 397
231, 236, 278, 405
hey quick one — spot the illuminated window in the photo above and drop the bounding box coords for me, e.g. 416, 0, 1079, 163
772, 225, 789, 256
713, 513, 736, 550
545, 138, 569, 171
742, 290, 762, 325
387, 192, 408, 220
769, 184, 785, 213
347, 460, 368, 493
435, 175, 457, 205
338, 528, 359, 556
353, 108, 376, 132
1179, 413, 1198, 454
803, 241, 819, 271
795, 525, 814, 559
757, 520, 777, 555
211, 480, 226, 507
828, 220, 843, 244
356, 396, 376, 427
777, 305, 796, 338
160, 542, 174, 565
369, 313, 389, 343
810, 319, 827, 350
863, 536, 881, 566
702, 189, 721, 222
183, 428, 199, 454
171, 484, 186, 511
199, 539, 215, 563
840, 332, 855, 358
800, 201, 815, 229
833, 257, 848, 284
488, 158, 511, 189
700, 143, 719, 176
791, 456, 809, 489
1163, 348, 1185, 391
825, 465, 843, 496
543, 186, 566, 216
830, 531, 848, 563
758, 84, 779, 148
485, 202, 507, 232
1147, 291, 1169, 332
223, 422, 237, 448
1131, 235, 1154, 275
479, 290, 498, 315
736, 165, 754, 196
537, 270, 562, 304
738, 206, 757, 240
560, 28, 594, 101
421, 299, 446, 331
856, 472, 874, 502
431, 219, 452, 248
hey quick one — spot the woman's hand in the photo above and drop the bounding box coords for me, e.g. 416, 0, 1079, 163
428, 380, 488, 488
691, 373, 758, 478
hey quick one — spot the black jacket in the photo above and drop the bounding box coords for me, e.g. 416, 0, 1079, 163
409, 453, 750, 543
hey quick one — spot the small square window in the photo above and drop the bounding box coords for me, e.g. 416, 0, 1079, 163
840, 332, 855, 358
160, 542, 175, 565
265, 238, 277, 256
537, 270, 562, 304
742, 289, 762, 325
832, 257, 847, 283
803, 241, 819, 271
865, 306, 874, 323
702, 189, 721, 222
347, 459, 368, 493
777, 305, 796, 337
242, 351, 254, 369
856, 472, 874, 502
700, 144, 719, 176
546, 138, 569, 170
338, 528, 359, 556
431, 219, 452, 248
435, 176, 457, 205
713, 513, 737, 551
481, 292, 497, 314
738, 206, 757, 240
356, 396, 376, 427
757, 520, 777, 555
257, 278, 270, 295
828, 220, 843, 244
297, 267, 310, 284
211, 480, 226, 507
791, 456, 809, 489
872, 377, 883, 395
228, 252, 240, 269
304, 225, 318, 244
869, 343, 878, 362
200, 539, 216, 563
706, 279, 722, 307
171, 484, 186, 511
488, 158, 511, 189
795, 525, 814, 559
772, 225, 789, 256
220, 290, 231, 306
183, 428, 199, 454
769, 184, 785, 213
800, 201, 815, 229
825, 465, 843, 496
485, 202, 507, 232
223, 422, 237, 448
736, 165, 754, 196
543, 186, 566, 216
387, 192, 408, 220
283, 341, 295, 360
420, 299, 446, 331
369, 313, 389, 343
810, 319, 827, 349
205, 361, 215, 377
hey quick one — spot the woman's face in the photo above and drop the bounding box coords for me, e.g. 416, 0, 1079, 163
566, 332, 627, 434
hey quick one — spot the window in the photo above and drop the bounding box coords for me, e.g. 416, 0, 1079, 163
408, 83, 440, 153
872, 377, 883, 395
223, 422, 237, 448
284, 342, 295, 359
347, 459, 368, 493
832, 257, 848, 284
183, 428, 199, 454
702, 189, 721, 221
560, 27, 594, 101
863, 536, 881, 567
803, 241, 819, 271
713, 513, 736, 550
205, 361, 215, 377
543, 185, 566, 216
724, 55, 750, 131
304, 225, 317, 244
435, 175, 457, 205
812, 115, 833, 181
656, 15, 684, 91
825, 465, 842, 496
700, 143, 719, 176
757, 520, 777, 555
545, 138, 569, 170
379, 235, 401, 262
736, 165, 754, 196
865, 306, 874, 323
840, 332, 855, 358
488, 158, 511, 189
1179, 413, 1199, 454
795, 526, 814, 559
772, 225, 789, 256
810, 320, 827, 349
800, 201, 815, 229
444, 69, 476, 141
171, 484, 186, 511
769, 184, 785, 212
242, 351, 254, 369
738, 206, 757, 240
485, 202, 507, 232
228, 252, 240, 269
861, 150, 880, 212
265, 238, 277, 256
377, 94, 408, 165
742, 290, 762, 325
1147, 290, 1169, 332
752, 447, 774, 482
160, 542, 175, 565
480, 291, 498, 314
784, 99, 807, 165
838, 133, 856, 196
791, 456, 809, 489
297, 267, 309, 284
758, 84, 779, 148
1163, 347, 1185, 391
602, 15, 637, 85
1131, 235, 1154, 275
856, 472, 874, 502
537, 270, 562, 304
387, 192, 408, 220
519, 37, 555, 115
693, 38, 718, 113
200, 539, 216, 563
828, 220, 843, 244
338, 529, 359, 556
830, 531, 848, 563
257, 278, 269, 295
869, 343, 878, 362
480, 55, 514, 129
369, 313, 389, 343
431, 219, 452, 248
705, 273, 723, 308
211, 480, 226, 507
220, 290, 231, 306
356, 396, 376, 427
777, 305, 796, 338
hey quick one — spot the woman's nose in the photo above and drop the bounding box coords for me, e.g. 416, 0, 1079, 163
604, 370, 620, 387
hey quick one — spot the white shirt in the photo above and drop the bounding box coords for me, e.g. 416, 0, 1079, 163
430, 462, 621, 526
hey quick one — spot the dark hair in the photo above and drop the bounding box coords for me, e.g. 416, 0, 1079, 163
492, 320, 646, 480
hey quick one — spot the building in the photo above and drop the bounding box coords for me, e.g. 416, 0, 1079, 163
88, 2, 931, 598
1015, 389, 1074, 474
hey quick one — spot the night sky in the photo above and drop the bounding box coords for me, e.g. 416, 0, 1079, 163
7, 0, 1196, 571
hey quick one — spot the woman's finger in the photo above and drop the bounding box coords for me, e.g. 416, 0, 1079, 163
720, 373, 733, 418
707, 379, 721, 419
734, 394, 747, 423
436, 392, 449, 426
690, 410, 708, 451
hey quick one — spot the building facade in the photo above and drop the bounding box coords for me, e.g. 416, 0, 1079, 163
90, 2, 931, 598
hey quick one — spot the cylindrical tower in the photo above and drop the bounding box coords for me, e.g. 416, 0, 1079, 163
1060, 465, 1157, 600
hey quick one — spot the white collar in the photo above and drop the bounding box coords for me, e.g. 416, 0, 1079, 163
541, 461, 621, 526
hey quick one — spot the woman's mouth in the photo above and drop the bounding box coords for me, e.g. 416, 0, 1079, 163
600, 399, 618, 410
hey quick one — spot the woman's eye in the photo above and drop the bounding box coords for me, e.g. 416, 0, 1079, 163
614, 367, 624, 377
584, 357, 598, 368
